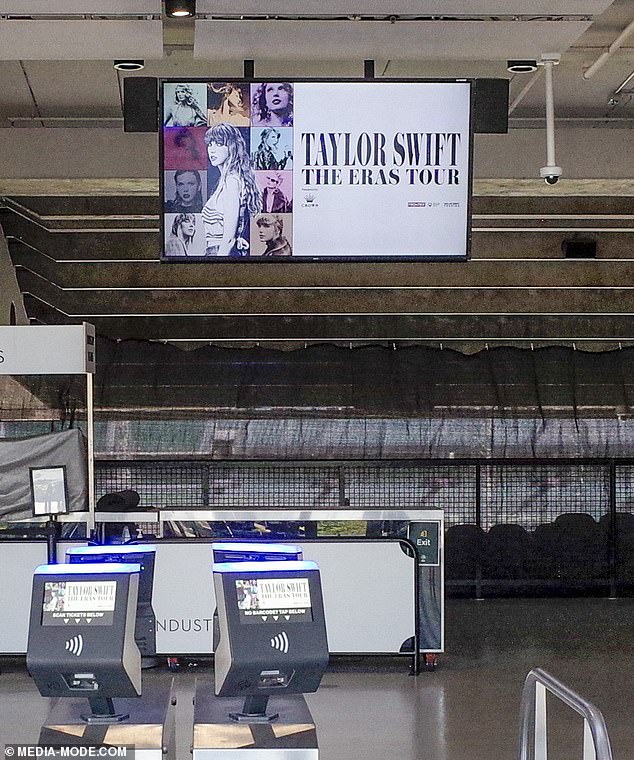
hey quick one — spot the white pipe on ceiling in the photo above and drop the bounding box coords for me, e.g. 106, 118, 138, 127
583, 17, 634, 79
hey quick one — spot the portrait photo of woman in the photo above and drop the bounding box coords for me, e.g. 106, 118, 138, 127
207, 82, 250, 126
251, 213, 293, 257
163, 127, 207, 170
202, 123, 262, 257
251, 82, 293, 127
252, 127, 293, 171
164, 169, 204, 213
164, 83, 207, 128
165, 213, 204, 257
256, 171, 292, 213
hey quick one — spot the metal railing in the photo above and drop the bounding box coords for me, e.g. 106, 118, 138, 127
518, 668, 613, 760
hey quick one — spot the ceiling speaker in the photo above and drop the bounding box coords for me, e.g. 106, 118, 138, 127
123, 77, 158, 133
473, 78, 509, 134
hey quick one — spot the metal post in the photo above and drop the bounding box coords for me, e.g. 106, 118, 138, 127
544, 60, 556, 169
535, 681, 548, 760
584, 718, 597, 760
409, 536, 421, 675
202, 462, 211, 508
338, 465, 348, 507
475, 463, 483, 600
609, 460, 617, 599
86, 371, 95, 534
538, 54, 561, 183
45, 517, 59, 564
517, 668, 614, 760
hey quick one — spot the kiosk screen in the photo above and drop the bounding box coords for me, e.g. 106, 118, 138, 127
235, 577, 313, 624
42, 580, 117, 626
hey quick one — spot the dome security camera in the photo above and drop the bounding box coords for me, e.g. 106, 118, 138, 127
540, 165, 562, 185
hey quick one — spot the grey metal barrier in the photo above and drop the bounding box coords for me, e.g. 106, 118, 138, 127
518, 668, 613, 760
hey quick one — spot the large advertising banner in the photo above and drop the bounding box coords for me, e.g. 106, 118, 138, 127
160, 79, 472, 262
293, 81, 471, 259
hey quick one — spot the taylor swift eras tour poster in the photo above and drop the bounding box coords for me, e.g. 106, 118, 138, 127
160, 79, 472, 261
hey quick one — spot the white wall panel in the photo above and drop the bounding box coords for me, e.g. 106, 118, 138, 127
194, 19, 594, 60
0, 1, 161, 14
197, 1, 614, 16
0, 544, 47, 653
0, 20, 163, 60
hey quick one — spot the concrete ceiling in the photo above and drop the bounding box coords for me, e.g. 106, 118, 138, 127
0, 0, 632, 128
2, 1, 634, 351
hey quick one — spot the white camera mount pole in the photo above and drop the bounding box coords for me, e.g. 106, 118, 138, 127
539, 53, 562, 183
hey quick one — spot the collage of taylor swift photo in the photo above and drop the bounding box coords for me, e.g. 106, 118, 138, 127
162, 81, 294, 259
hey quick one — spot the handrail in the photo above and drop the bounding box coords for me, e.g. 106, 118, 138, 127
518, 668, 613, 760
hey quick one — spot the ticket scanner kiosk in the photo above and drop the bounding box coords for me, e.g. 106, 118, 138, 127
27, 563, 175, 757
210, 543, 303, 652
193, 559, 329, 760
66, 544, 157, 658
211, 542, 303, 564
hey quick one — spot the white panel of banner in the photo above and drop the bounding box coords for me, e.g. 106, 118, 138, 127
292, 81, 471, 259
153, 543, 216, 653
152, 541, 414, 654
0, 543, 47, 653
0, 324, 95, 375
301, 542, 415, 653
0, 541, 414, 655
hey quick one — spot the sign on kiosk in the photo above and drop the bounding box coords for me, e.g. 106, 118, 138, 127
236, 576, 313, 624
41, 579, 117, 626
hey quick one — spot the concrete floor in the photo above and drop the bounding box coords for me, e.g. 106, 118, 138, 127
2, 598, 634, 760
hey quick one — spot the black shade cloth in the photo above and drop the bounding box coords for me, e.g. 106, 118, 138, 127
0, 428, 87, 519
1, 340, 634, 460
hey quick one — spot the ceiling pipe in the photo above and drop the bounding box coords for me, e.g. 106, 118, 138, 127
583, 17, 634, 80
608, 69, 634, 106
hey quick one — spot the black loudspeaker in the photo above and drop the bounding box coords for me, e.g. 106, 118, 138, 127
562, 239, 597, 259
123, 76, 158, 133
473, 78, 509, 134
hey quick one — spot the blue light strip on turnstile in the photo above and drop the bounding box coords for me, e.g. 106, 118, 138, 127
35, 563, 141, 575
214, 560, 317, 574
67, 545, 157, 555
211, 542, 302, 555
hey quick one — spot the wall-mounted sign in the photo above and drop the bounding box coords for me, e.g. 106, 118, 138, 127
0, 323, 95, 375
408, 521, 441, 566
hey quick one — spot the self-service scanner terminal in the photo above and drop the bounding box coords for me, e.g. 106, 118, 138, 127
66, 544, 157, 659
210, 543, 304, 652
211, 542, 303, 564
193, 558, 329, 760
27, 563, 175, 758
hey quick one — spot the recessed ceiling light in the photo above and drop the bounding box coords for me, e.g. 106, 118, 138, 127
165, 0, 195, 17
114, 60, 145, 72
507, 60, 538, 74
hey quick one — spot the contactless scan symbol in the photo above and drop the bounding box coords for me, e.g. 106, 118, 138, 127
65, 634, 84, 657
270, 631, 289, 654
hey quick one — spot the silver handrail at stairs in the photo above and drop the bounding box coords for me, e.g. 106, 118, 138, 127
518, 668, 614, 760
